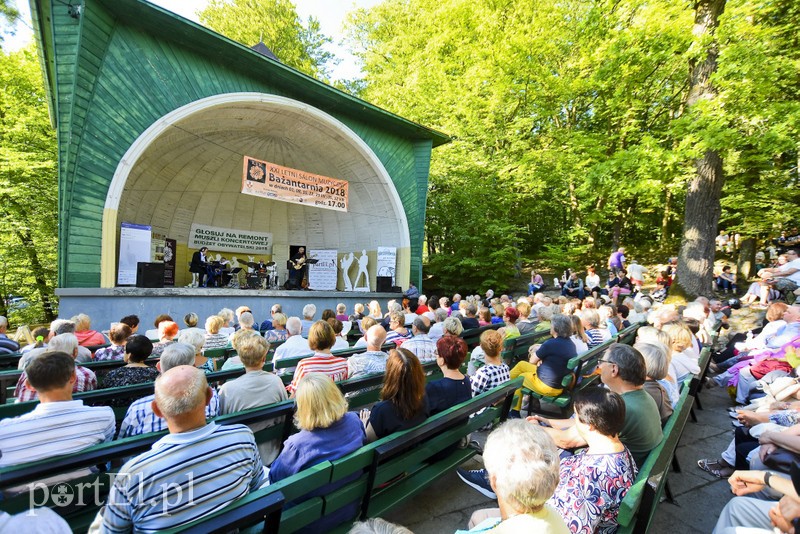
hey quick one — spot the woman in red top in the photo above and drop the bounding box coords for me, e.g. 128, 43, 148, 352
72, 313, 108, 347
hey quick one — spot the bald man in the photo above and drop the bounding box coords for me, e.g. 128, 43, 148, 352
100, 366, 264, 531
348, 325, 389, 380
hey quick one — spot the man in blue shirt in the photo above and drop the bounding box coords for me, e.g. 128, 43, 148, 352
100, 365, 264, 532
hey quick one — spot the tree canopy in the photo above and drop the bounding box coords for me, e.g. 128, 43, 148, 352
198, 0, 336, 79
347, 0, 799, 294
0, 46, 58, 323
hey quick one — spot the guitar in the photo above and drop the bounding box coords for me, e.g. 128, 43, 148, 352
290, 257, 306, 270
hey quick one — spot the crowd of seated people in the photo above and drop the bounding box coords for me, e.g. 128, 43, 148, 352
4, 275, 793, 533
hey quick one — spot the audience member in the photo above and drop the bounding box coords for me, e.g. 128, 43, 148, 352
179, 328, 215, 373
426, 336, 471, 415
348, 325, 389, 379
460, 303, 481, 331
143, 313, 173, 339
71, 313, 108, 347
269, 374, 366, 532
151, 321, 179, 356
401, 316, 437, 362
429, 308, 449, 341
569, 314, 589, 355
0, 352, 114, 467
470, 329, 510, 396
264, 312, 289, 343
93, 323, 132, 361
353, 316, 378, 348
635, 342, 675, 423
457, 421, 568, 533
15, 333, 97, 402
385, 311, 412, 345
118, 343, 220, 438
220, 329, 261, 370
203, 315, 229, 351
218, 335, 287, 464
18, 326, 48, 354
101, 335, 159, 396
273, 317, 312, 375
328, 317, 350, 351
301, 304, 317, 337
363, 348, 429, 442
509, 315, 577, 414
99, 366, 263, 531
287, 320, 348, 395
119, 314, 140, 334
0, 316, 20, 355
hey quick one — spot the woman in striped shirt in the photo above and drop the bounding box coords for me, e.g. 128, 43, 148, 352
287, 320, 348, 395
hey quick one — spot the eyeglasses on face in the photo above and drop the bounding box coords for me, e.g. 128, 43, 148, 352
597, 359, 616, 366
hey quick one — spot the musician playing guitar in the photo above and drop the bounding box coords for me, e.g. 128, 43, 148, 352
288, 246, 307, 289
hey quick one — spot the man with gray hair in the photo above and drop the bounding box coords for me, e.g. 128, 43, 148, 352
428, 308, 449, 342
401, 316, 437, 363
530, 343, 662, 467
348, 325, 389, 379
14, 333, 97, 402
18, 319, 92, 369
272, 317, 311, 375
0, 316, 19, 355
100, 366, 264, 531
118, 343, 220, 437
301, 303, 317, 337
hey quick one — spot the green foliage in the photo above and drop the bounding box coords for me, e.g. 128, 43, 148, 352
0, 46, 58, 325
347, 0, 799, 293
198, 0, 336, 79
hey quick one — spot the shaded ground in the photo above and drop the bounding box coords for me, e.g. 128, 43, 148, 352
384, 306, 765, 533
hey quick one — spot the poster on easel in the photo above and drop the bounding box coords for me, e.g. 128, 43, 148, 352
308, 249, 338, 291
117, 222, 152, 285
377, 247, 397, 285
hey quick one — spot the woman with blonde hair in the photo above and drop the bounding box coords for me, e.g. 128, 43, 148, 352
71, 313, 107, 347
264, 312, 289, 343
203, 315, 229, 351
368, 300, 383, 320
661, 322, 700, 383
569, 314, 589, 355
269, 373, 365, 531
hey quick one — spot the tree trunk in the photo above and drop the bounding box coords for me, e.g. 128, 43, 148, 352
661, 189, 671, 247
673, 0, 727, 299
736, 237, 756, 282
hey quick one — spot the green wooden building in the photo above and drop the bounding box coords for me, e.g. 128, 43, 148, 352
30, 0, 447, 290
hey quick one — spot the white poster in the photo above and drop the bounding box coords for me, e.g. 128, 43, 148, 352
118, 222, 152, 285
308, 249, 338, 291
188, 224, 273, 255
377, 247, 397, 285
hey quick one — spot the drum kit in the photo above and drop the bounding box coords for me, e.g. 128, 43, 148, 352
244, 261, 278, 290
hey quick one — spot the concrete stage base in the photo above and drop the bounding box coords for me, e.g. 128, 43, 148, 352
56, 287, 401, 330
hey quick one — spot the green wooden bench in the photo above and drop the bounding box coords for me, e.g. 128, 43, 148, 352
460, 323, 503, 351
0, 399, 298, 531
616, 377, 694, 534
497, 330, 552, 369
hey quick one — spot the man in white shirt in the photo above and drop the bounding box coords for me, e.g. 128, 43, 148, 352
0, 352, 114, 467
348, 325, 389, 379
766, 249, 800, 293
627, 260, 647, 289
300, 304, 316, 338
428, 308, 449, 342
273, 317, 311, 375
100, 366, 264, 532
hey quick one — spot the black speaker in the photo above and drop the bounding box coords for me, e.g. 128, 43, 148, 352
376, 276, 393, 292
136, 262, 165, 288
391, 285, 403, 293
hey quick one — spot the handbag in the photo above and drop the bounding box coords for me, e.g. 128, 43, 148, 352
762, 447, 800, 474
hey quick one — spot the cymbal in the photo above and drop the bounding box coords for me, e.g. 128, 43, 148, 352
265, 261, 275, 267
